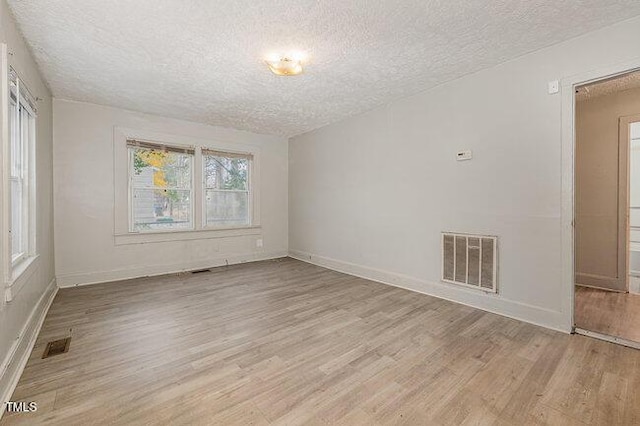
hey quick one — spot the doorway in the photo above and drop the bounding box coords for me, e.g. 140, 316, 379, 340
574, 70, 640, 344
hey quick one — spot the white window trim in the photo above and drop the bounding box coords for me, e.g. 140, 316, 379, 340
6, 254, 39, 302
10, 94, 35, 266
1, 46, 39, 303
114, 227, 261, 246
113, 127, 261, 246
1, 44, 9, 304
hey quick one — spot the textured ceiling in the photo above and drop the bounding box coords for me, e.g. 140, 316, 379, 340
8, 1, 640, 136
576, 70, 640, 101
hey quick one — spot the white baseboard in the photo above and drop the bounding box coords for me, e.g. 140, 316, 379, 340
0, 278, 58, 415
57, 251, 289, 288
289, 249, 570, 333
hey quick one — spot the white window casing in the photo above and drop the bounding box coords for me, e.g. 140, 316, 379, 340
2, 56, 39, 302
113, 127, 261, 246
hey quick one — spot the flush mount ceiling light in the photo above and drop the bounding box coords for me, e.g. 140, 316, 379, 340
264, 52, 306, 76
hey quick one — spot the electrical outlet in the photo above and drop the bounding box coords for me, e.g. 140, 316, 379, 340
256, 239, 263, 248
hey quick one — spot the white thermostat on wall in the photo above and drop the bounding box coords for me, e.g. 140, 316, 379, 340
456, 150, 472, 161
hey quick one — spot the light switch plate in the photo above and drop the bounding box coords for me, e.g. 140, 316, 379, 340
548, 80, 559, 94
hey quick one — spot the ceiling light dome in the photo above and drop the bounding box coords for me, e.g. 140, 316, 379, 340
265, 53, 306, 76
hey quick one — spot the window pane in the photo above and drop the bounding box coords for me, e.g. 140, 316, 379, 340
9, 100, 20, 178
131, 148, 192, 189
132, 188, 192, 231
205, 190, 249, 227
11, 178, 23, 257
204, 155, 248, 190
8, 88, 36, 263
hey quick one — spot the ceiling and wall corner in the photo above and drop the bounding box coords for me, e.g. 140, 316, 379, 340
0, 0, 56, 408
6, 0, 640, 137
52, 99, 289, 288
287, 15, 640, 332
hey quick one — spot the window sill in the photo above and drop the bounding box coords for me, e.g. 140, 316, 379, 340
114, 226, 261, 245
6, 254, 40, 302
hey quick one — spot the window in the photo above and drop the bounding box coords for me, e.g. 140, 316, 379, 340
120, 134, 257, 239
8, 71, 36, 265
128, 140, 194, 232
203, 149, 251, 228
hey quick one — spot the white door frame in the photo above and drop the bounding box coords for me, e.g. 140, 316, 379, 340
561, 57, 640, 332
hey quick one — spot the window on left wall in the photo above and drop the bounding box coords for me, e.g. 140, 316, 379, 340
8, 69, 36, 267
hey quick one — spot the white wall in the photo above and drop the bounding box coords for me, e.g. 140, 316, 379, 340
289, 16, 640, 332
0, 0, 56, 405
53, 100, 288, 287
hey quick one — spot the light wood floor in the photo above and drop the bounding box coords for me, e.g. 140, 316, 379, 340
3, 258, 640, 425
575, 285, 640, 343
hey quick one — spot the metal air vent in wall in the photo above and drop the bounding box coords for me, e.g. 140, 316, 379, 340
442, 232, 497, 293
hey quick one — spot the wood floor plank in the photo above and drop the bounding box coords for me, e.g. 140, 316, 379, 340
575, 285, 640, 342
3, 258, 640, 425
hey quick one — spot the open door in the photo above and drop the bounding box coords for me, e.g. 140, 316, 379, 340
626, 116, 640, 283
575, 83, 632, 292
574, 70, 640, 346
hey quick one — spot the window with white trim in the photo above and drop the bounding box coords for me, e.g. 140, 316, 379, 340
123, 137, 256, 236
203, 149, 251, 228
128, 140, 194, 232
8, 69, 36, 265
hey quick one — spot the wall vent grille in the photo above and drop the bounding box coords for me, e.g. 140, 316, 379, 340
442, 232, 497, 293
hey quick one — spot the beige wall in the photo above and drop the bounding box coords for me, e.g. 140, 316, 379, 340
53, 100, 288, 287
0, 0, 55, 403
576, 86, 640, 289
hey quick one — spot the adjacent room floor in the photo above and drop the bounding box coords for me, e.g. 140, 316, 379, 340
575, 285, 640, 343
3, 258, 640, 425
